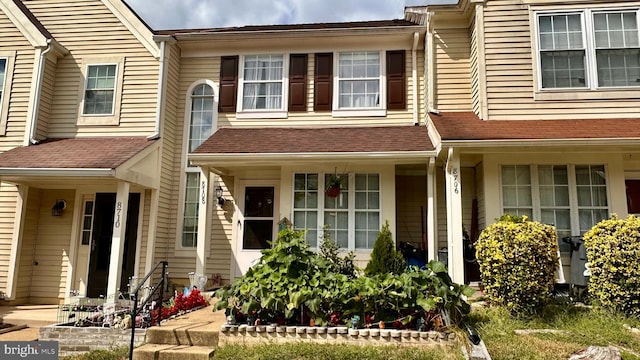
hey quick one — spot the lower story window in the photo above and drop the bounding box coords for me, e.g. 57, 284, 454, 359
501, 164, 608, 252
182, 172, 200, 248
293, 172, 380, 250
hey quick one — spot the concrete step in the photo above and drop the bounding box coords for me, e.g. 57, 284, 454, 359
133, 344, 215, 360
146, 322, 217, 346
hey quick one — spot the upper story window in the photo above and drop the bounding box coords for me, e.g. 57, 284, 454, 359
536, 9, 640, 90
238, 54, 287, 114
0, 58, 6, 109
83, 64, 117, 115
188, 84, 215, 152
337, 52, 381, 109
0, 51, 15, 136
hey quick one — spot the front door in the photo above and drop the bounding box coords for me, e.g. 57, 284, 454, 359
86, 193, 140, 298
235, 183, 278, 276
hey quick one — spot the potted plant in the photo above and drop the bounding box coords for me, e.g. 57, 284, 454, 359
326, 174, 342, 198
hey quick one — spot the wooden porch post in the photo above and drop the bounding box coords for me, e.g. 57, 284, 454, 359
106, 181, 130, 303
445, 148, 464, 284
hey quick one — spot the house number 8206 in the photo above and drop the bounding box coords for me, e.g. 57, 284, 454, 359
201, 181, 206, 205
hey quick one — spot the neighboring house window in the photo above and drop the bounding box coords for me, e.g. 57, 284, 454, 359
337, 52, 381, 109
0, 58, 6, 112
293, 173, 380, 250
537, 9, 640, 90
181, 82, 215, 248
239, 54, 285, 111
501, 165, 608, 252
83, 64, 117, 115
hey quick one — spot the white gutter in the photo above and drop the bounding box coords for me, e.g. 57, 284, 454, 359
148, 39, 168, 140
189, 150, 437, 163
412, 31, 419, 125
0, 168, 115, 177
441, 137, 640, 148
28, 41, 52, 145
172, 25, 422, 40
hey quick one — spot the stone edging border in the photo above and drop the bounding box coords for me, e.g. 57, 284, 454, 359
220, 324, 456, 346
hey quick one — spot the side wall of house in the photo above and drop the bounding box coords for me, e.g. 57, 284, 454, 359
35, 56, 58, 140
433, 27, 472, 111
482, 0, 640, 120
29, 189, 75, 304
24, 0, 159, 137
15, 188, 41, 302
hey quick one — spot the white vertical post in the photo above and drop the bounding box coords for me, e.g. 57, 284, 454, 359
445, 148, 464, 284
7, 184, 28, 300
195, 168, 210, 275
106, 181, 130, 303
427, 158, 438, 262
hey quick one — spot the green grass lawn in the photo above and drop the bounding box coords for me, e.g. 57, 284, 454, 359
468, 305, 640, 360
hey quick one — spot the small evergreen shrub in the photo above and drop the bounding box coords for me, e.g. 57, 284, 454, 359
583, 215, 640, 318
364, 220, 406, 276
475, 214, 559, 315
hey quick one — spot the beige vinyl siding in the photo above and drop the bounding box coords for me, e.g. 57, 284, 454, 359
395, 175, 427, 251
181, 51, 420, 129
482, 0, 640, 119
15, 188, 41, 301
136, 189, 151, 279
434, 28, 472, 111
35, 56, 57, 140
29, 189, 75, 303
24, 0, 159, 137
0, 9, 36, 149
475, 162, 486, 232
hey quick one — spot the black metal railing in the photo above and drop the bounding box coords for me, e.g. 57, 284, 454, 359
129, 261, 168, 360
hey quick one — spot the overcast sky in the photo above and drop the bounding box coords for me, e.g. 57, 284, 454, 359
125, 0, 456, 30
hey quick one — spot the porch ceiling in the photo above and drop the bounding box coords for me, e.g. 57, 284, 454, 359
0, 137, 160, 188
189, 125, 436, 170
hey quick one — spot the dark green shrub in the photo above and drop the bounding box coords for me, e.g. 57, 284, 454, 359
319, 229, 357, 279
475, 215, 559, 315
364, 220, 406, 276
583, 215, 640, 318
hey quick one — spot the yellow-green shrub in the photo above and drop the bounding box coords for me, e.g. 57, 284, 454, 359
583, 215, 640, 318
476, 215, 559, 315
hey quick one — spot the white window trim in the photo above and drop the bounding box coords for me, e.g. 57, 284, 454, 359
533, 7, 640, 97
175, 80, 218, 255
236, 53, 289, 118
292, 172, 381, 252
77, 57, 124, 125
0, 51, 15, 136
332, 50, 387, 118
499, 164, 610, 250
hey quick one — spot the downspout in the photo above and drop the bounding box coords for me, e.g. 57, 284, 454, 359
28, 40, 52, 145
148, 40, 167, 140
412, 31, 419, 125
426, 13, 439, 115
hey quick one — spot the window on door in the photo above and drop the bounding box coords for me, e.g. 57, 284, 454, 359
243, 187, 275, 250
501, 164, 608, 252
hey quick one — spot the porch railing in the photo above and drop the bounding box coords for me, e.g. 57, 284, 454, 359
128, 261, 168, 360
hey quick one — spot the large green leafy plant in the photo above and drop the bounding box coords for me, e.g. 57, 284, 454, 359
475, 215, 559, 316
215, 228, 473, 328
584, 215, 640, 318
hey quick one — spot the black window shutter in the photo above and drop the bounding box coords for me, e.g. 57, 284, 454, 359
219, 56, 238, 113
386, 50, 406, 110
288, 54, 308, 112
314, 53, 333, 111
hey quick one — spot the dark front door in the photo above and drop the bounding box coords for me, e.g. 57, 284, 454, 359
86, 193, 140, 298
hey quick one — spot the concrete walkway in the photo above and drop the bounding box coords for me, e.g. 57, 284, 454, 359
0, 305, 58, 341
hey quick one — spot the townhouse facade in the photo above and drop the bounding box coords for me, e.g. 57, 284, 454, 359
0, 0, 639, 305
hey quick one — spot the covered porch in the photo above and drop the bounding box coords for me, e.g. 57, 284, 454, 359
0, 137, 161, 305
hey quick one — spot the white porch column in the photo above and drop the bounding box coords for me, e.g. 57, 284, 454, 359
195, 167, 211, 275
106, 181, 130, 303
7, 184, 28, 300
426, 158, 438, 262
445, 148, 464, 284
